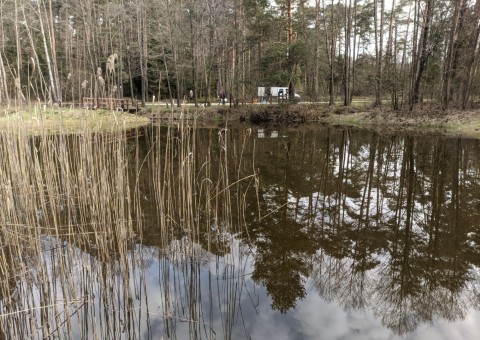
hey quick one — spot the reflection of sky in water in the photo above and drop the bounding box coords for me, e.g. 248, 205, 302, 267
294, 290, 480, 340
7, 233, 480, 337
5, 126, 480, 339
61, 241, 480, 339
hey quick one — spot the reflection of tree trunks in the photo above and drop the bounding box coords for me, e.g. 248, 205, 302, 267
359, 135, 376, 228
320, 128, 332, 233
427, 140, 445, 272
303, 129, 477, 334
335, 130, 346, 227
378, 137, 417, 334
400, 137, 415, 296
306, 131, 315, 227
388, 137, 416, 298
347, 135, 377, 309
447, 139, 462, 292
392, 141, 407, 251
354, 134, 377, 273
284, 141, 291, 223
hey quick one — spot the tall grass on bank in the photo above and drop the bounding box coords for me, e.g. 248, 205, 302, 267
0, 117, 258, 338
0, 118, 140, 338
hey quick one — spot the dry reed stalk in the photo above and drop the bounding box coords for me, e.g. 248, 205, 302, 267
0, 114, 259, 338
0, 116, 144, 336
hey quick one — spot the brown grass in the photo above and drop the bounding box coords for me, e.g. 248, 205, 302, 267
0, 116, 258, 337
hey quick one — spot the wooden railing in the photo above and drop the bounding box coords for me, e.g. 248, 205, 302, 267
83, 97, 140, 112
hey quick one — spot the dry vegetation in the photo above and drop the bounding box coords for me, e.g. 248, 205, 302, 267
0, 107, 151, 134
320, 106, 480, 139
148, 103, 480, 139
0, 117, 257, 338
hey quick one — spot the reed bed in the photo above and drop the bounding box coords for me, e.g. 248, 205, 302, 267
145, 121, 259, 339
0, 116, 258, 339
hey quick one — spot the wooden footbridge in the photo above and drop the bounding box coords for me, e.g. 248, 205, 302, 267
83, 97, 141, 112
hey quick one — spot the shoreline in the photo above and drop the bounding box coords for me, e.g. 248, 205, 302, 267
0, 108, 151, 134
1, 104, 479, 139
149, 104, 480, 139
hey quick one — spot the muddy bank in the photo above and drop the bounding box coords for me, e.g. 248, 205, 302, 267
325, 107, 480, 139
148, 103, 480, 138
149, 104, 310, 123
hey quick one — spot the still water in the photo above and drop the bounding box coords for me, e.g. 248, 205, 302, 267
1, 123, 480, 339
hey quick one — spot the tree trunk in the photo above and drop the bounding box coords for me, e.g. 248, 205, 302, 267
462, 1, 480, 109
441, 0, 466, 109
385, 0, 398, 110
314, 0, 321, 101
351, 0, 358, 106
137, 1, 147, 106
0, 52, 9, 106
343, 0, 353, 106
410, 0, 433, 110
324, 0, 336, 106
47, 0, 61, 102
37, 0, 59, 103
14, 0, 26, 105
373, 0, 384, 107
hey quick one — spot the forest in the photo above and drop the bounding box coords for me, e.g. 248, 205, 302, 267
0, 0, 479, 111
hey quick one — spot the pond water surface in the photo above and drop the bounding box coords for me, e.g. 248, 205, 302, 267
1, 124, 480, 339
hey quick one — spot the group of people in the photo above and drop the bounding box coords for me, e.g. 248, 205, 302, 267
187, 89, 228, 104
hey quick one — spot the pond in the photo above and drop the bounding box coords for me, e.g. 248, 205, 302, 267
1, 122, 480, 339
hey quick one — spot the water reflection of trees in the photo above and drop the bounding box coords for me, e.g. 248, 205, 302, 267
249, 126, 480, 334
84, 125, 480, 335
3, 124, 480, 337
